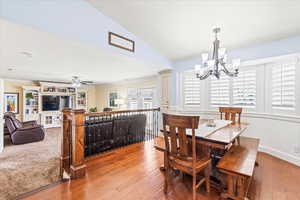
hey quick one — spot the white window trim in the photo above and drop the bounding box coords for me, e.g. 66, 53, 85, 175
265, 57, 298, 116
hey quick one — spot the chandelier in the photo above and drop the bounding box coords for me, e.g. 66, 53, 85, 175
194, 28, 240, 80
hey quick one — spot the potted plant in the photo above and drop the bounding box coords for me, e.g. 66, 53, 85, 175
89, 107, 97, 113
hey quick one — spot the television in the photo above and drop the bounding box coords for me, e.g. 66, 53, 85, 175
42, 96, 60, 111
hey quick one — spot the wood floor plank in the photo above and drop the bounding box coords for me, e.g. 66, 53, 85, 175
21, 140, 300, 200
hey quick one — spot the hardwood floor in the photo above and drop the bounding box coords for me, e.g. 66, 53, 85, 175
22, 140, 300, 200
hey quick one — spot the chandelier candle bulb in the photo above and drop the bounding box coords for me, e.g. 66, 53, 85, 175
208, 59, 215, 67
194, 65, 201, 71
201, 53, 209, 63
223, 54, 228, 63
218, 48, 226, 58
233, 59, 241, 69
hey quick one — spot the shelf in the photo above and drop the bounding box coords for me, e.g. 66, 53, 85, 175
41, 92, 76, 96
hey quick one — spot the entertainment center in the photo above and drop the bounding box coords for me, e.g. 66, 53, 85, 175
22, 82, 88, 128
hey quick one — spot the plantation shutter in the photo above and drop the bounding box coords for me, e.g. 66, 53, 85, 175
127, 88, 138, 109
183, 71, 201, 106
210, 75, 230, 106
233, 69, 256, 108
272, 62, 296, 110
140, 88, 154, 109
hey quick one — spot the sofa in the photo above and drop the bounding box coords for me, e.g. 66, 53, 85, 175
4, 112, 45, 145
84, 114, 147, 157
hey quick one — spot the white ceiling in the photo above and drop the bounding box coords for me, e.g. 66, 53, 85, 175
0, 19, 163, 84
87, 0, 300, 61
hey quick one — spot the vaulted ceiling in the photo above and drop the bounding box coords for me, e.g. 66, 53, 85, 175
0, 0, 170, 83
0, 19, 163, 84
87, 0, 300, 61
1, 0, 300, 83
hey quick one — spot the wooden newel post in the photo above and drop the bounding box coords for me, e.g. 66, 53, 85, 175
61, 108, 71, 177
70, 109, 86, 179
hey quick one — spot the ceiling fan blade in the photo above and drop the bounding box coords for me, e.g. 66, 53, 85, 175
36, 80, 72, 84
81, 81, 94, 84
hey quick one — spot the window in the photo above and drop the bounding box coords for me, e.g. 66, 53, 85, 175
127, 88, 155, 110
127, 88, 138, 110
109, 92, 118, 107
180, 55, 299, 116
272, 62, 296, 110
140, 88, 154, 109
233, 69, 256, 108
183, 71, 201, 106
210, 75, 230, 107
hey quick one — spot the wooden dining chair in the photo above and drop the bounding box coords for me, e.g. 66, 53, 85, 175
162, 113, 211, 200
219, 107, 242, 124
219, 107, 243, 145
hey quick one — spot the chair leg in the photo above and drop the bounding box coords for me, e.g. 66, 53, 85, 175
160, 151, 167, 171
181, 171, 185, 181
193, 173, 196, 200
237, 136, 240, 145
164, 155, 169, 194
205, 166, 210, 193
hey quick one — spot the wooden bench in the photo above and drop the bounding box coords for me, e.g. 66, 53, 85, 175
217, 137, 260, 200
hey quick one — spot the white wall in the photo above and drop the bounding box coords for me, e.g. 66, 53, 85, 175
0, 0, 171, 68
0, 79, 4, 152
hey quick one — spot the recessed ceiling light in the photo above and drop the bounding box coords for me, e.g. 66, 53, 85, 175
20, 51, 33, 58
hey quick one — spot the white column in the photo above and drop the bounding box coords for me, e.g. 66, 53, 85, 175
158, 69, 172, 111
0, 79, 4, 152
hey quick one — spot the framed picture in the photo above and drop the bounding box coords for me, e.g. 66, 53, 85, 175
4, 93, 19, 114
109, 92, 118, 108
108, 32, 135, 52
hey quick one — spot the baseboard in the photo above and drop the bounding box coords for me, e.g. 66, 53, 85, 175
259, 145, 300, 167
16, 179, 67, 199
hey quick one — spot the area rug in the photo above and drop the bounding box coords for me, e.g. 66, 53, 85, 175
0, 128, 61, 200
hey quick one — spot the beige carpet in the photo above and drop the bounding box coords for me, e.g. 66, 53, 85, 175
0, 128, 61, 200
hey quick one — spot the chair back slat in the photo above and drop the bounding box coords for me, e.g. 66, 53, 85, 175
169, 126, 178, 154
225, 112, 230, 120
178, 127, 188, 156
219, 107, 242, 123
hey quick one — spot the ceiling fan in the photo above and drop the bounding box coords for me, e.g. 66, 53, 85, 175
71, 76, 94, 87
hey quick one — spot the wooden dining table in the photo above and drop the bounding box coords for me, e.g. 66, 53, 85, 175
157, 119, 248, 151
155, 119, 249, 188
193, 119, 248, 149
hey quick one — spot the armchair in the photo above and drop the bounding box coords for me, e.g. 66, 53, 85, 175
4, 112, 45, 145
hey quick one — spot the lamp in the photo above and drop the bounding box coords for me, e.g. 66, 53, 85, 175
115, 98, 125, 110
